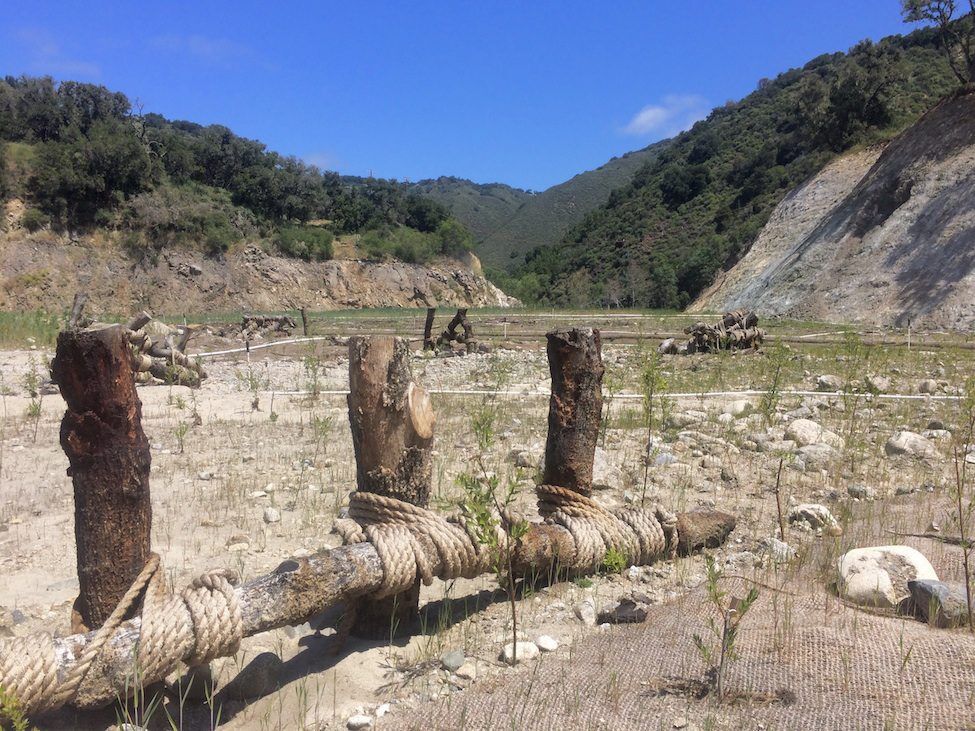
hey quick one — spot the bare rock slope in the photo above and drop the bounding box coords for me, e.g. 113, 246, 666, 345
693, 90, 975, 330
0, 231, 516, 314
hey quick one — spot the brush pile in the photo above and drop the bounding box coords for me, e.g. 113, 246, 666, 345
659, 310, 764, 355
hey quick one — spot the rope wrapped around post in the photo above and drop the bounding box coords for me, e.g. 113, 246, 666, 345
334, 485, 679, 595
0, 554, 242, 718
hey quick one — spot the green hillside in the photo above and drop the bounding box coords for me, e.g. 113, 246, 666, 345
415, 143, 664, 271
503, 22, 962, 308
410, 176, 531, 248
0, 76, 474, 266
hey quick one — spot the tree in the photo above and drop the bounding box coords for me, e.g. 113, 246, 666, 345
902, 0, 975, 83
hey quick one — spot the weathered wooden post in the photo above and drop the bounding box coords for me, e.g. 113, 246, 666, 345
347, 336, 435, 637
543, 328, 604, 495
423, 307, 436, 350
300, 307, 309, 337
51, 325, 152, 632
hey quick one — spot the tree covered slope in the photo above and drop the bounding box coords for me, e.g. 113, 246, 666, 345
507, 23, 960, 308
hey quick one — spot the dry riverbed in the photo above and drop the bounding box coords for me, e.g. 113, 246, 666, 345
1, 325, 973, 730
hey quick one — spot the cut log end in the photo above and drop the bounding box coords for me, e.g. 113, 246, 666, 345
408, 383, 435, 439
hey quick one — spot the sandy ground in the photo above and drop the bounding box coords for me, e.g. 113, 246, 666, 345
0, 328, 971, 730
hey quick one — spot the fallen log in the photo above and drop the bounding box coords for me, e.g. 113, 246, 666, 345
35, 507, 734, 711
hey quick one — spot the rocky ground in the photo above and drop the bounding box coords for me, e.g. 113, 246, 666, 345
1, 318, 973, 729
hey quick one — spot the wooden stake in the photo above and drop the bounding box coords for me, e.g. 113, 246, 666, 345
300, 307, 309, 337
543, 328, 605, 495
423, 307, 436, 350
347, 336, 435, 637
50, 325, 152, 631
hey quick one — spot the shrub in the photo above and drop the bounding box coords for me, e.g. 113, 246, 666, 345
21, 208, 49, 232
276, 225, 334, 261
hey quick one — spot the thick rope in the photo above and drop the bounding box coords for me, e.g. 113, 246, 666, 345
334, 485, 679, 594
0, 554, 242, 718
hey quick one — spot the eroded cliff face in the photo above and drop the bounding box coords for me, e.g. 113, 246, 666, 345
0, 230, 517, 315
693, 90, 975, 331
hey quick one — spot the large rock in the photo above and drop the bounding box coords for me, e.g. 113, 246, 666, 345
837, 546, 938, 608
906, 579, 970, 628
885, 431, 936, 459
786, 419, 844, 449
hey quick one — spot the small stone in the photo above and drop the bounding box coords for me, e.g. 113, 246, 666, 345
440, 649, 465, 672
895, 484, 916, 496
535, 635, 559, 652
885, 431, 936, 459
906, 579, 970, 628
223, 652, 283, 700
455, 661, 477, 680
198, 471, 213, 481
722, 399, 753, 417
597, 598, 649, 624
347, 714, 373, 730
865, 374, 891, 393
816, 375, 843, 391
574, 600, 596, 626
263, 507, 281, 524
500, 641, 539, 665
786, 419, 843, 449
227, 542, 249, 552
514, 451, 536, 469
248, 490, 268, 499
766, 538, 796, 564
376, 703, 391, 718
847, 484, 876, 500
788, 503, 839, 532
918, 379, 939, 394
673, 718, 688, 730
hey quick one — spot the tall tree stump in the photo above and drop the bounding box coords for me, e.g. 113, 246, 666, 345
51, 326, 152, 631
543, 328, 604, 495
347, 336, 435, 637
422, 307, 436, 350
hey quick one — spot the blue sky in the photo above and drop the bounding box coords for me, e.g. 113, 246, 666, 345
3, 1, 914, 191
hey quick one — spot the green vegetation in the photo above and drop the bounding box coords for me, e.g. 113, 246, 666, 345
416, 144, 664, 270
0, 75, 473, 264
505, 21, 962, 308
360, 218, 473, 264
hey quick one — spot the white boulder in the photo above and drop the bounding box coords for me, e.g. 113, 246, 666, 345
837, 545, 938, 608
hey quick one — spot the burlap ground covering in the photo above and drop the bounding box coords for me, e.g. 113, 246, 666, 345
392, 577, 975, 730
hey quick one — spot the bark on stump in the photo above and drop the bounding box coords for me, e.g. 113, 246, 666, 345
347, 336, 435, 637
423, 307, 436, 350
51, 325, 152, 631
543, 328, 604, 495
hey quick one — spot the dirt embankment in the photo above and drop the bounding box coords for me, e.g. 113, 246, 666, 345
0, 228, 517, 314
693, 89, 975, 330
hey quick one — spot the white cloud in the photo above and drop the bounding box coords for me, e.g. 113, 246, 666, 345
15, 28, 101, 78
622, 94, 709, 137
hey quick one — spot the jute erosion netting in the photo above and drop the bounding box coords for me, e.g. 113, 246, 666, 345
390, 582, 975, 730
389, 497, 975, 731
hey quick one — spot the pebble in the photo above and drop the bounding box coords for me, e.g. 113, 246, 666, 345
455, 661, 477, 680
535, 635, 559, 652
347, 714, 373, 729
907, 579, 970, 628
263, 507, 281, 524
574, 599, 596, 627
197, 471, 213, 481
597, 597, 649, 624
440, 649, 465, 672
500, 641, 539, 665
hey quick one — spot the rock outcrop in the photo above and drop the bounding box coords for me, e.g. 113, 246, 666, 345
693, 90, 975, 331
0, 232, 517, 314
